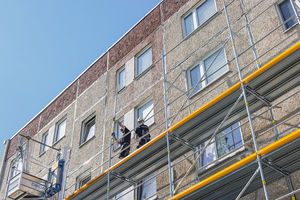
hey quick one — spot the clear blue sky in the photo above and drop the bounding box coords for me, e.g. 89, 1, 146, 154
0, 0, 162, 158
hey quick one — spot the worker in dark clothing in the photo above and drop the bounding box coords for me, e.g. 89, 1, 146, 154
112, 119, 131, 159
135, 118, 150, 149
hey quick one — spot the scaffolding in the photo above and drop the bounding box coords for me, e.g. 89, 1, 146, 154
63, 0, 300, 199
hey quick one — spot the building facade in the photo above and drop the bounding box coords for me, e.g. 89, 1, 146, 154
1, 0, 300, 199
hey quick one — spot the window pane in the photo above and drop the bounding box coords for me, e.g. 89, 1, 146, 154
137, 47, 152, 75
198, 141, 216, 166
81, 117, 95, 144
116, 186, 134, 200
138, 100, 154, 126
279, 0, 296, 29
204, 49, 227, 84
119, 69, 125, 90
197, 0, 216, 25
85, 122, 95, 141
55, 119, 66, 142
216, 123, 243, 157
41, 133, 48, 153
114, 120, 124, 149
184, 13, 194, 35
190, 65, 202, 94
141, 174, 156, 200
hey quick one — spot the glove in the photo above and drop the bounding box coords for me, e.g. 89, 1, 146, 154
113, 117, 116, 122
112, 132, 115, 137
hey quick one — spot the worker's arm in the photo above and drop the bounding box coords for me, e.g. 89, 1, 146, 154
112, 132, 121, 144
135, 133, 138, 140
117, 121, 126, 130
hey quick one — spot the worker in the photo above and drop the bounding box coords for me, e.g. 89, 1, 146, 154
112, 119, 131, 159
135, 118, 150, 149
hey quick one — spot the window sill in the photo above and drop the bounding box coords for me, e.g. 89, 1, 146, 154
39, 151, 46, 157
117, 86, 126, 94
79, 135, 96, 148
189, 70, 232, 99
197, 145, 246, 174
52, 135, 66, 147
113, 144, 121, 152
283, 22, 298, 33
134, 64, 154, 80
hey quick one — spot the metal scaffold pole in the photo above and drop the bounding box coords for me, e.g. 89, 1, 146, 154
223, 1, 269, 200
107, 80, 120, 200
162, 50, 174, 197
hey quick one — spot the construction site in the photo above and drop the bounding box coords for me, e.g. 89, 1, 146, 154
1, 0, 300, 199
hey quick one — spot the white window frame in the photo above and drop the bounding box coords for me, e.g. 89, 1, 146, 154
76, 171, 91, 190
187, 48, 228, 95
182, 0, 217, 37
135, 45, 152, 76
53, 117, 67, 144
80, 115, 96, 146
113, 118, 124, 150
10, 157, 23, 179
276, 0, 299, 31
138, 173, 157, 200
135, 99, 154, 127
40, 131, 49, 154
196, 123, 244, 171
117, 66, 126, 92
114, 186, 135, 200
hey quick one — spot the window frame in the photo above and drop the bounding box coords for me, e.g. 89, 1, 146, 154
276, 0, 299, 31
113, 118, 124, 150
138, 173, 157, 200
135, 45, 153, 77
80, 115, 96, 146
135, 98, 154, 127
76, 171, 91, 190
9, 157, 23, 179
196, 123, 244, 171
40, 131, 49, 154
117, 66, 126, 92
187, 47, 228, 96
182, 0, 217, 37
53, 117, 67, 144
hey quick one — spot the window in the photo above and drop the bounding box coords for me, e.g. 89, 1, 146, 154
137, 173, 157, 200
137, 99, 154, 126
136, 46, 152, 76
197, 123, 243, 168
10, 157, 23, 179
114, 186, 134, 200
80, 116, 95, 145
183, 0, 217, 36
53, 118, 66, 143
114, 119, 124, 150
188, 48, 228, 94
76, 172, 91, 190
40, 132, 49, 154
117, 67, 125, 91
277, 0, 298, 30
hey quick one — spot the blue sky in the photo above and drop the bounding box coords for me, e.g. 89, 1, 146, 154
0, 0, 161, 158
